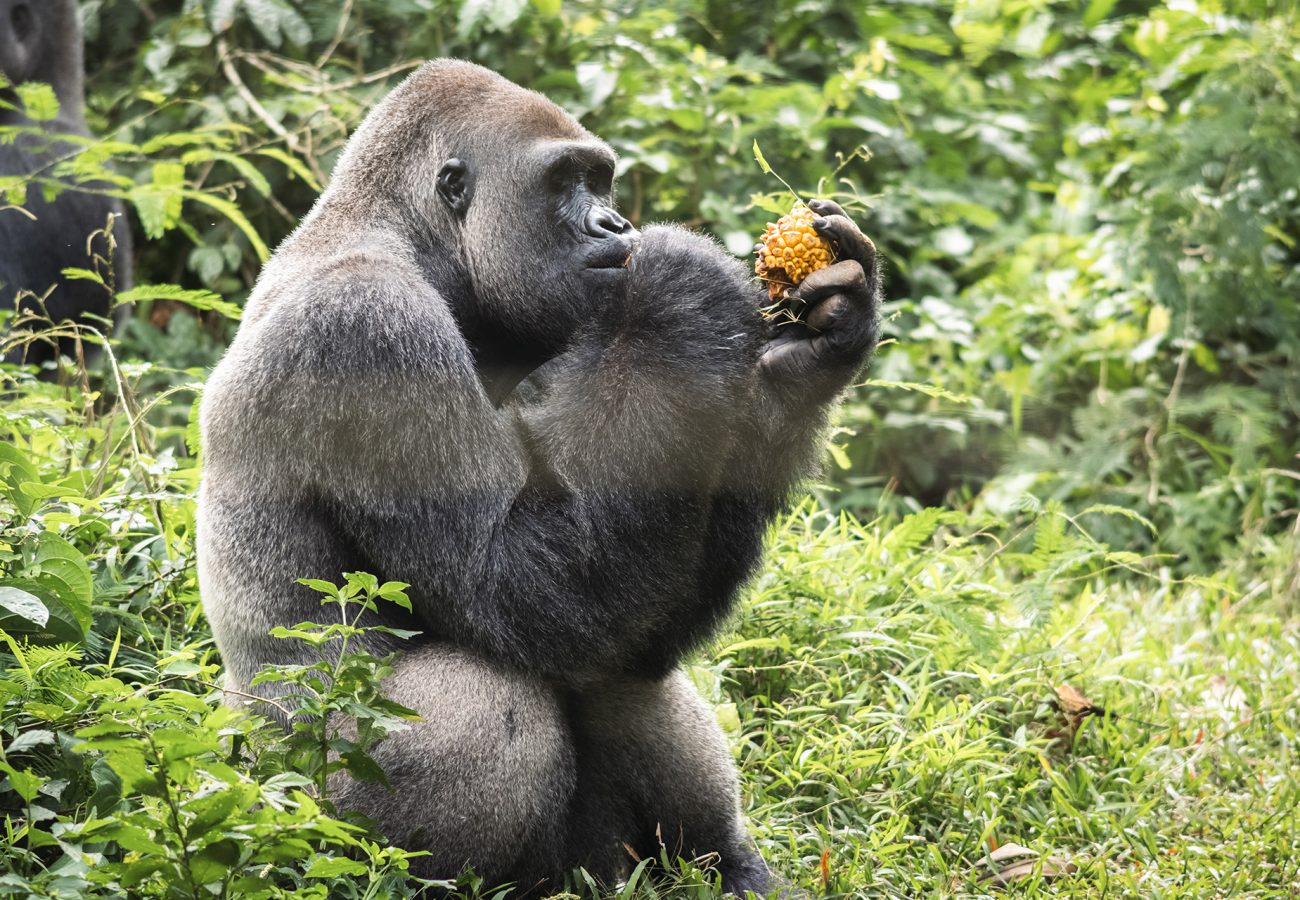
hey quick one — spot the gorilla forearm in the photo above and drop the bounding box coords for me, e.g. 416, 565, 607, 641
521, 226, 763, 492
500, 225, 872, 674
334, 488, 724, 680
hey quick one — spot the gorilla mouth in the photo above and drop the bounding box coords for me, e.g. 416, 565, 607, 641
584, 244, 635, 270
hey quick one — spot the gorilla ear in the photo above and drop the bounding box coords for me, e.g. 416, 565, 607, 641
436, 159, 471, 216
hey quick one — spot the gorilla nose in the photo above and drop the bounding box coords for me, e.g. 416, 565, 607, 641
586, 206, 638, 239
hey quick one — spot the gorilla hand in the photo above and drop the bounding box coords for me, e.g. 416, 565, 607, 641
758, 199, 880, 396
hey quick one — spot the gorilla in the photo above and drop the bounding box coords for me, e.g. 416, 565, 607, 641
0, 0, 132, 368
198, 60, 880, 896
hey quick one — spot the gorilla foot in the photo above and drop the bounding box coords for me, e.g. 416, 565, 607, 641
720, 853, 778, 898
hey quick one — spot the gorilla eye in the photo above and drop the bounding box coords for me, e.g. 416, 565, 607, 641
546, 159, 578, 195
586, 166, 614, 197
11, 3, 34, 40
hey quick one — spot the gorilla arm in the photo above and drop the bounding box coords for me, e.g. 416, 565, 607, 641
741, 199, 883, 503
509, 215, 880, 673
677, 202, 883, 635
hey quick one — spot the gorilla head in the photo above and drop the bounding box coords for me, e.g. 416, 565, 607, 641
321, 60, 638, 359
0, 0, 83, 121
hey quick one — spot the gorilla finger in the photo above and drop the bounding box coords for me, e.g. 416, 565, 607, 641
789, 260, 865, 306
804, 295, 849, 333
807, 198, 849, 219
759, 336, 823, 378
813, 214, 877, 268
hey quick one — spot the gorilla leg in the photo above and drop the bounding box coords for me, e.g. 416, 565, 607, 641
329, 643, 575, 891
568, 672, 773, 896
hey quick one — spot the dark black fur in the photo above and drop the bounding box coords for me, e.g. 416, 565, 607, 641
0, 0, 132, 367
198, 60, 880, 896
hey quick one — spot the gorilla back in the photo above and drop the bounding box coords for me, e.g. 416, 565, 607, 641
0, 0, 133, 368
198, 59, 881, 895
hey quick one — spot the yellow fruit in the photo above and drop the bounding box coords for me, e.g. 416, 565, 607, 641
754, 202, 834, 302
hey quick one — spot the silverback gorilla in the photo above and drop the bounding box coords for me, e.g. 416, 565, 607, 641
198, 60, 880, 895
0, 0, 132, 367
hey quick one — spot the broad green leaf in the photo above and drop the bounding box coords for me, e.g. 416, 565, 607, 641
131, 162, 186, 238
1, 765, 43, 802
32, 532, 93, 634
305, 856, 369, 878
0, 587, 49, 632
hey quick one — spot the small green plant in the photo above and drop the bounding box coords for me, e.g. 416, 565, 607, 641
252, 572, 422, 810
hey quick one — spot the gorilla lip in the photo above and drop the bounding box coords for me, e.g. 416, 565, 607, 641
584, 243, 637, 270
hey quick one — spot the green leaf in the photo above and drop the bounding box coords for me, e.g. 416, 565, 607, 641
60, 267, 106, 285
189, 838, 240, 884
1084, 0, 1119, 26
104, 823, 169, 856
186, 391, 204, 458
339, 748, 389, 786
154, 727, 216, 763
119, 855, 168, 889
1079, 504, 1159, 536
180, 149, 271, 197
0, 443, 40, 517
31, 532, 93, 636
5, 580, 85, 644
305, 855, 369, 878
240, 0, 311, 48
116, 283, 241, 320
0, 586, 49, 632
183, 190, 270, 261
860, 379, 975, 404
131, 161, 186, 239
255, 148, 322, 192
884, 508, 946, 555
14, 83, 59, 121
297, 578, 340, 597
827, 442, 852, 471
0, 764, 44, 802
6, 729, 55, 753
457, 0, 528, 39
1031, 504, 1068, 562
184, 789, 242, 837
752, 140, 772, 175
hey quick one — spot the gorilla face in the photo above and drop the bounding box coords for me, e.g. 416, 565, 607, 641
0, 1, 40, 86
440, 134, 640, 354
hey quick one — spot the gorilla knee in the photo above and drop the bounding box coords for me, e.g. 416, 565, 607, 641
329, 644, 575, 884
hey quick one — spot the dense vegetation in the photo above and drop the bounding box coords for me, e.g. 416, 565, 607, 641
2, 1, 1297, 896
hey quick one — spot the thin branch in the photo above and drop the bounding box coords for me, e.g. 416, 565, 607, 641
315, 0, 354, 68
217, 37, 327, 186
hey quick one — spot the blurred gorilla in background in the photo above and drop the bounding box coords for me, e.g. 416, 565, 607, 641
0, 0, 132, 369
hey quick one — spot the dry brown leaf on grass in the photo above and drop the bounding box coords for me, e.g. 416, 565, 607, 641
973, 842, 1079, 886
1047, 682, 1106, 749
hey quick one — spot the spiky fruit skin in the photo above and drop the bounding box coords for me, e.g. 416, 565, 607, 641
755, 203, 834, 302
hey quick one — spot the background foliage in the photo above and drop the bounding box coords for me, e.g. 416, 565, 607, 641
1, 0, 1298, 896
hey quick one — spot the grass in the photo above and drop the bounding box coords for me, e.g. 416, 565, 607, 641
709, 505, 1300, 897
1, 372, 1298, 897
